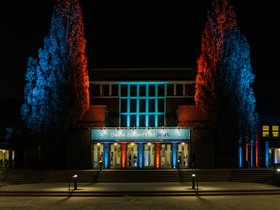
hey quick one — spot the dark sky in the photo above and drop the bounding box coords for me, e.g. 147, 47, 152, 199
0, 0, 279, 112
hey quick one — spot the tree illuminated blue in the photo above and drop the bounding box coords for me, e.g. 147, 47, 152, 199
21, 0, 89, 140
221, 28, 256, 166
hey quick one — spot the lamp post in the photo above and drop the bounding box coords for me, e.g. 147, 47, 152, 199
73, 174, 78, 190
192, 173, 196, 189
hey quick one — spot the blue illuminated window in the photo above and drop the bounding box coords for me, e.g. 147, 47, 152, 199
119, 82, 166, 127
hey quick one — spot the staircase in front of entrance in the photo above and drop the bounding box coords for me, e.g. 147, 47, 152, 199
1, 168, 272, 185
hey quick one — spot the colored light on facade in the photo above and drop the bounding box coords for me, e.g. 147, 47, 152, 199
91, 128, 190, 141
255, 131, 259, 167
238, 146, 242, 168
121, 143, 127, 168
155, 143, 160, 169
172, 143, 177, 168
265, 142, 269, 167
138, 143, 143, 168
104, 143, 109, 169
245, 143, 248, 162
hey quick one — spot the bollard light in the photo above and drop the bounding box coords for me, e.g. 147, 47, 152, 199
192, 173, 196, 189
73, 174, 78, 190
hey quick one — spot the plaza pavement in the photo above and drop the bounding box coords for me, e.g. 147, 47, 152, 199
1, 181, 280, 196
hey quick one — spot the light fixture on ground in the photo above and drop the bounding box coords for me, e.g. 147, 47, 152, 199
192, 173, 196, 189
73, 174, 78, 190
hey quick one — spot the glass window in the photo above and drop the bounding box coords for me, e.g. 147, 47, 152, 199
149, 115, 155, 127
130, 115, 136, 127
149, 99, 155, 112
262, 125, 269, 137
121, 85, 128, 96
140, 99, 146, 112
121, 99, 127, 112
112, 84, 118, 96
130, 99, 137, 113
92, 85, 101, 96
119, 82, 166, 127
272, 125, 279, 137
149, 85, 155, 96
158, 115, 164, 127
139, 115, 146, 127
130, 85, 137, 96
176, 84, 183, 96
102, 84, 109, 96
167, 84, 174, 96
158, 85, 165, 96
158, 99, 164, 112
121, 115, 127, 127
140, 85, 146, 96
275, 149, 280, 164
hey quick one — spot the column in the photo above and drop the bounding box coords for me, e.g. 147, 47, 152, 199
249, 136, 254, 168
155, 143, 160, 169
103, 143, 109, 169
238, 136, 243, 168
255, 133, 259, 168
172, 143, 178, 169
138, 143, 144, 169
265, 141, 269, 167
121, 143, 127, 169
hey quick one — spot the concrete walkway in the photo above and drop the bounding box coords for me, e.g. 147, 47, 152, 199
1, 182, 280, 196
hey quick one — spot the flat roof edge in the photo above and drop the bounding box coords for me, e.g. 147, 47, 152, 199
91, 68, 193, 71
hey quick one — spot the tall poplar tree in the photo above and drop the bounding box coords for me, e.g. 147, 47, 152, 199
21, 0, 89, 141
195, 0, 237, 113
194, 0, 256, 167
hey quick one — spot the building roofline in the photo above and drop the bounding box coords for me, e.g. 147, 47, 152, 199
92, 67, 193, 71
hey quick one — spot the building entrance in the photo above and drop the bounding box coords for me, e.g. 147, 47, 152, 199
92, 143, 103, 169
92, 141, 190, 169
144, 143, 155, 167
127, 143, 138, 167
160, 144, 172, 168
110, 143, 121, 168
178, 143, 189, 168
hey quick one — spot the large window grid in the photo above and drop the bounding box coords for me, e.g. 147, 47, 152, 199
120, 83, 166, 127
90, 81, 195, 97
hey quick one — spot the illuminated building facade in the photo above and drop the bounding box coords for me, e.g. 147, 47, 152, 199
260, 113, 280, 167
83, 68, 211, 169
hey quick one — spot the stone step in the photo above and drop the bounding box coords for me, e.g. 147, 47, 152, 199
1, 169, 273, 184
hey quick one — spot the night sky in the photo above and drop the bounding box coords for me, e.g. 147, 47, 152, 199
0, 0, 279, 113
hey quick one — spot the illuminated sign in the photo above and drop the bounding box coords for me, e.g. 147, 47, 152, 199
91, 128, 190, 141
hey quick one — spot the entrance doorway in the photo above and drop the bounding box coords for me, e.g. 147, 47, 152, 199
160, 144, 172, 168
144, 143, 155, 167
127, 143, 138, 168
110, 143, 121, 168
92, 143, 103, 169
178, 143, 189, 168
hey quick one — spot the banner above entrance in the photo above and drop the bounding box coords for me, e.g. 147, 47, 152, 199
91, 127, 190, 141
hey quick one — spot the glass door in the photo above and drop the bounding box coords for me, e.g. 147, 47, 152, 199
110, 143, 121, 168
127, 143, 138, 168
144, 143, 155, 167
160, 144, 172, 168
178, 142, 189, 168
93, 143, 104, 169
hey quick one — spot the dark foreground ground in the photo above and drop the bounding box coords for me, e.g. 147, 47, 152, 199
1, 181, 280, 209
1, 195, 280, 210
